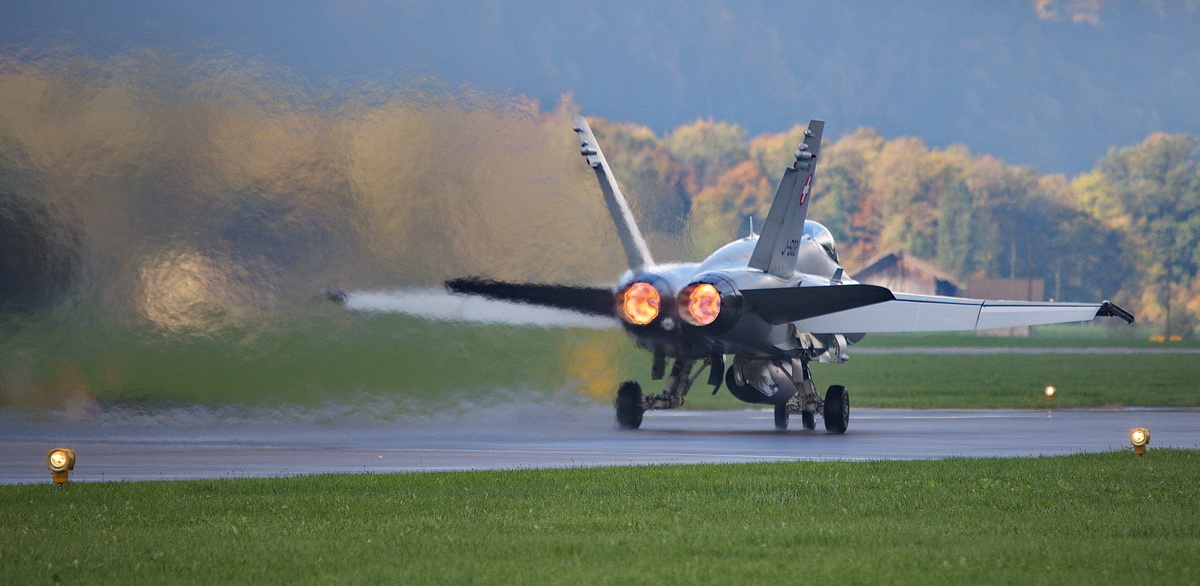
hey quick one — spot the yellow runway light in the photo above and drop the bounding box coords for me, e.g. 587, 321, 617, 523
1044, 386, 1055, 401
1129, 428, 1150, 456
47, 448, 76, 486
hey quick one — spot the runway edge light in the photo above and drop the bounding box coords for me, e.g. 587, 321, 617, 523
1044, 386, 1055, 402
1129, 428, 1150, 456
47, 447, 76, 486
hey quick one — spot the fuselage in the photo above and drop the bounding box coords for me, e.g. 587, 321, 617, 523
614, 224, 847, 360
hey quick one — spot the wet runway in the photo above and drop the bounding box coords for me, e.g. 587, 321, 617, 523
3, 405, 1198, 484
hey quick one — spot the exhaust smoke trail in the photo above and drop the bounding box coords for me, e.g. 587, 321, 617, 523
0, 49, 648, 415
342, 289, 615, 329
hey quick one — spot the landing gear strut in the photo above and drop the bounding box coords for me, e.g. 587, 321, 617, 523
777, 358, 822, 431
778, 359, 848, 433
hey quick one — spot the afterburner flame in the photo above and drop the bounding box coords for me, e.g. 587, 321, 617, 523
680, 283, 721, 326
619, 282, 660, 325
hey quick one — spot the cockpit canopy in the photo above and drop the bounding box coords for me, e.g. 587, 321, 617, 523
803, 220, 838, 262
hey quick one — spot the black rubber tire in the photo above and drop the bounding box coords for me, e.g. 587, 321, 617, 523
615, 381, 645, 430
801, 410, 816, 430
774, 404, 789, 430
823, 384, 849, 434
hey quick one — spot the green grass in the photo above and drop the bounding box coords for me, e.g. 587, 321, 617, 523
0, 310, 635, 411
856, 325, 1200, 348
684, 353, 1200, 410
3, 451, 1198, 583
4, 314, 1198, 413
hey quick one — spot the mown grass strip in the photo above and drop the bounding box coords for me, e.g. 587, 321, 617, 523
856, 325, 1200, 349
684, 352, 1200, 410
7, 314, 1198, 413
3, 451, 1198, 583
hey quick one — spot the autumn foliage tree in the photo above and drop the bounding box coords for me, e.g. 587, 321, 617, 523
1, 50, 1196, 335
600, 117, 1191, 336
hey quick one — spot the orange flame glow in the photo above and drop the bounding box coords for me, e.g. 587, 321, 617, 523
680, 283, 722, 326
619, 282, 660, 325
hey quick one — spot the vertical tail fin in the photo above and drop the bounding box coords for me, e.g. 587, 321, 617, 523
748, 119, 824, 279
574, 115, 655, 273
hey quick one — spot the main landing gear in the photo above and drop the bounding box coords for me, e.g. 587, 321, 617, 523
773, 403, 820, 431
613, 355, 850, 433
773, 360, 849, 433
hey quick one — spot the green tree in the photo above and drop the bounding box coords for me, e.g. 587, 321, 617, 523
935, 179, 976, 278
590, 119, 692, 236
663, 118, 749, 188
1096, 133, 1200, 336
685, 160, 772, 254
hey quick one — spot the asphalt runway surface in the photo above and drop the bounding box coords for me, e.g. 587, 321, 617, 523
3, 402, 1198, 484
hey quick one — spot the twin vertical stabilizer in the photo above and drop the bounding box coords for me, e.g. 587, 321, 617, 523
748, 119, 825, 279
573, 115, 655, 273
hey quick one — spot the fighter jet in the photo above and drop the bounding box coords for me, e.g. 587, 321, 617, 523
424, 117, 1135, 432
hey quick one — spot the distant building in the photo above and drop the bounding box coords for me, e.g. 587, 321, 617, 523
854, 251, 961, 297
854, 253, 1048, 336
967, 278, 1045, 303
967, 278, 1046, 337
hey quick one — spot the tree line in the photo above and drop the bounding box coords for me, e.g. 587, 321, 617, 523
593, 117, 1199, 337
1, 50, 1196, 336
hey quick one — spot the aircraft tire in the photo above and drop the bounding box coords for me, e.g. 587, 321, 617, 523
824, 385, 849, 434
774, 404, 789, 430
802, 410, 816, 430
615, 380, 645, 430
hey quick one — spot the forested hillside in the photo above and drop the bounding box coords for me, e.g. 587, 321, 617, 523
596, 116, 1199, 336
3, 1, 1200, 175
1, 51, 1196, 336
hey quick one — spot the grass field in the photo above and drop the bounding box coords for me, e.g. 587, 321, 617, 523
856, 325, 1200, 348
684, 352, 1200, 410
4, 319, 1197, 582
3, 451, 1198, 583
5, 315, 1199, 413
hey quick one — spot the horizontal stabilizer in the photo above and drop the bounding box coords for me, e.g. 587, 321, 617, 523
788, 293, 1133, 334
741, 284, 895, 325
446, 277, 616, 318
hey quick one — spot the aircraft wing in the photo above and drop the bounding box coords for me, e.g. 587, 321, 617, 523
785, 292, 1133, 334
